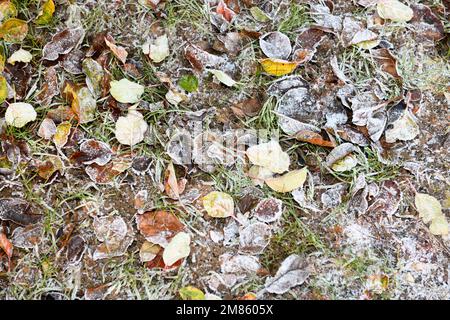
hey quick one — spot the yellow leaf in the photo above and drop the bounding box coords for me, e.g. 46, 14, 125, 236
429, 214, 449, 236
53, 122, 72, 149
259, 58, 298, 76
162, 232, 191, 266
203, 191, 234, 218
265, 167, 308, 193
377, 0, 413, 23
415, 193, 441, 224
0, 1, 17, 24
35, 0, 55, 25
0, 75, 7, 103
0, 18, 28, 42
179, 286, 205, 300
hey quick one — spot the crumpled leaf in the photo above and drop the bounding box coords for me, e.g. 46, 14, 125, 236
35, 0, 55, 25
208, 69, 236, 87
239, 222, 271, 254
264, 254, 311, 294
115, 109, 148, 146
216, 0, 236, 22
259, 31, 291, 60
7, 48, 32, 65
253, 197, 283, 223
43, 27, 85, 61
5, 103, 37, 128
36, 155, 63, 179
110, 78, 144, 103
147, 34, 169, 63
377, 0, 413, 23
415, 193, 448, 236
162, 231, 191, 266
85, 158, 131, 184
203, 191, 234, 218
179, 286, 205, 300
136, 210, 184, 247
265, 168, 308, 193
259, 58, 298, 77
372, 48, 401, 79
164, 161, 186, 200
63, 83, 97, 124
0, 232, 13, 271
295, 130, 336, 148
246, 140, 290, 174
385, 109, 419, 143
53, 121, 72, 149
0, 18, 28, 42
105, 34, 128, 64
0, 198, 41, 226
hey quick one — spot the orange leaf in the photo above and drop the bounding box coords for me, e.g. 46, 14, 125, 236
0, 232, 13, 271
164, 162, 186, 200
217, 0, 236, 22
294, 130, 336, 148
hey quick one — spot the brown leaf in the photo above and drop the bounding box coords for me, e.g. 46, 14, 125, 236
295, 130, 336, 148
136, 210, 184, 247
231, 97, 262, 117
372, 48, 401, 79
104, 34, 128, 64
0, 232, 13, 271
217, 0, 236, 22
164, 162, 186, 200
0, 198, 41, 226
69, 139, 113, 166
43, 27, 85, 61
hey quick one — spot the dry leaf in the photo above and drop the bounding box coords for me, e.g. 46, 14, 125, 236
5, 102, 36, 128
164, 161, 186, 199
136, 210, 184, 247
148, 34, 169, 63
42, 27, 85, 61
7, 48, 32, 65
415, 193, 448, 236
0, 18, 28, 42
115, 109, 148, 146
105, 34, 128, 64
208, 69, 236, 87
53, 121, 72, 148
110, 78, 144, 103
259, 58, 298, 76
377, 0, 413, 23
162, 231, 191, 266
246, 140, 290, 174
265, 167, 308, 193
0, 232, 13, 271
259, 31, 292, 60
203, 191, 234, 218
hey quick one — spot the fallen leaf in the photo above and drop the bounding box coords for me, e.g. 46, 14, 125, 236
85, 159, 130, 184
35, 0, 55, 25
385, 109, 419, 143
0, 232, 13, 271
415, 193, 448, 236
162, 231, 191, 266
63, 83, 97, 124
36, 155, 63, 179
259, 31, 292, 60
42, 27, 85, 61
265, 168, 308, 193
115, 109, 148, 146
148, 34, 169, 63
253, 197, 283, 223
7, 48, 32, 65
246, 140, 290, 174
70, 139, 113, 166
250, 6, 271, 22
325, 143, 357, 168
264, 254, 311, 294
93, 215, 134, 260
0, 18, 28, 42
139, 241, 160, 263
136, 210, 184, 247
295, 130, 336, 148
5, 102, 37, 128
53, 121, 72, 148
208, 69, 236, 87
0, 198, 41, 226
239, 222, 271, 254
331, 154, 358, 172
179, 286, 205, 300
216, 0, 236, 22
82, 58, 105, 98
0, 75, 8, 103
203, 191, 234, 218
377, 0, 413, 23
178, 74, 198, 92
259, 58, 298, 77
105, 34, 128, 64
110, 78, 144, 103
0, 1, 17, 24
164, 161, 186, 200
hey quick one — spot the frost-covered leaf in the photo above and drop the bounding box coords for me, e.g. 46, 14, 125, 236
0, 1, 17, 24
36, 155, 63, 179
259, 58, 298, 76
105, 34, 128, 64
377, 0, 413, 23
139, 241, 160, 263
136, 210, 184, 247
385, 109, 419, 143
265, 168, 308, 193
37, 118, 57, 140
110, 78, 144, 103
7, 48, 32, 65
63, 83, 97, 124
429, 215, 449, 236
164, 161, 186, 200
264, 254, 311, 294
53, 121, 72, 148
208, 69, 236, 87
0, 18, 28, 42
0, 232, 13, 271
253, 197, 283, 223
165, 89, 187, 105
325, 143, 357, 168
259, 32, 291, 60
415, 193, 448, 236
42, 27, 85, 61
250, 6, 271, 22
5, 102, 36, 128
70, 139, 113, 166
331, 154, 358, 172
148, 34, 169, 63
239, 222, 271, 254
162, 231, 191, 266
115, 109, 148, 146
203, 191, 234, 218
246, 140, 290, 174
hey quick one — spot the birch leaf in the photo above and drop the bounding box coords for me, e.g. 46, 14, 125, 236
53, 121, 72, 148
115, 109, 148, 146
162, 232, 191, 266
265, 168, 308, 193
208, 69, 236, 87
429, 215, 449, 236
415, 193, 442, 224
0, 75, 7, 103
385, 109, 419, 143
35, 0, 55, 25
149, 35, 169, 63
5, 102, 37, 128
246, 140, 290, 174
377, 0, 413, 23
203, 191, 234, 218
7, 49, 32, 65
179, 286, 205, 300
110, 78, 144, 103
260, 58, 298, 77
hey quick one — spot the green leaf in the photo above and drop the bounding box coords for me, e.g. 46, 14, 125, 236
0, 18, 28, 42
0, 75, 8, 103
179, 286, 205, 300
35, 0, 55, 25
179, 74, 198, 92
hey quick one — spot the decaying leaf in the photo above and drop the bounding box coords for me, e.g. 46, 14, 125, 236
265, 168, 308, 193
162, 231, 191, 266
0, 232, 13, 271
216, 0, 236, 22
203, 191, 234, 218
110, 78, 144, 104
35, 0, 55, 25
136, 210, 184, 247
36, 155, 63, 179
377, 0, 413, 23
246, 140, 290, 174
105, 34, 128, 64
295, 130, 336, 148
367, 181, 402, 215
53, 121, 72, 149
259, 58, 298, 77
93, 215, 134, 260
5, 102, 37, 128
85, 158, 131, 184
43, 27, 85, 61
70, 139, 113, 166
239, 222, 271, 254
264, 254, 311, 294
415, 193, 448, 236
253, 197, 283, 223
164, 161, 186, 200
63, 83, 97, 124
0, 198, 41, 226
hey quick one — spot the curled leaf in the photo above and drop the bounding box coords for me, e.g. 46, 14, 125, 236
208, 69, 236, 87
